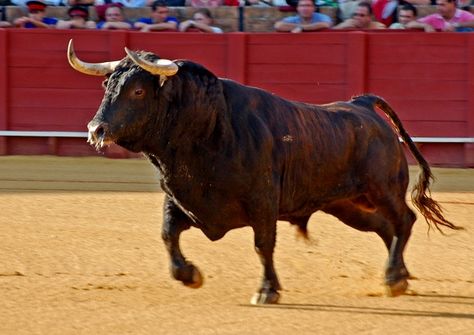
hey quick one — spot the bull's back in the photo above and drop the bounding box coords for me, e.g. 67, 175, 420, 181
274, 100, 404, 215
220, 81, 402, 212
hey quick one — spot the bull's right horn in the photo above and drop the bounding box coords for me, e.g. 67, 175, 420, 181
67, 39, 120, 76
124, 47, 178, 77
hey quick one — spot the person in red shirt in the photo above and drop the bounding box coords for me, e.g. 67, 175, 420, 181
372, 0, 398, 26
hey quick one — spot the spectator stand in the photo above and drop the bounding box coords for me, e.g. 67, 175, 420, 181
2, 5, 474, 32
3, 5, 340, 32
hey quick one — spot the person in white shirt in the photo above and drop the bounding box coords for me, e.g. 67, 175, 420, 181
179, 8, 223, 33
389, 3, 417, 29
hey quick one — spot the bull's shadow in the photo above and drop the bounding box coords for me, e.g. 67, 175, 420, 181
404, 292, 474, 307
243, 293, 474, 320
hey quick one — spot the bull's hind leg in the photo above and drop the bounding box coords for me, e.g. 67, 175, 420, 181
323, 199, 414, 296
251, 220, 281, 305
379, 200, 416, 296
323, 200, 395, 248
162, 196, 203, 288
361, 193, 416, 297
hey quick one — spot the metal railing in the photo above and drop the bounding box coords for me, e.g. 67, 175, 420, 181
1, 131, 473, 143
0, 131, 88, 138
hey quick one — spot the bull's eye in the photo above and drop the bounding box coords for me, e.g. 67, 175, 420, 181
134, 89, 144, 96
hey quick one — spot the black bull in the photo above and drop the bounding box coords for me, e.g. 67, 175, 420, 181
68, 40, 460, 304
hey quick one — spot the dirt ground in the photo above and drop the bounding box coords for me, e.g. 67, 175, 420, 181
0, 156, 472, 335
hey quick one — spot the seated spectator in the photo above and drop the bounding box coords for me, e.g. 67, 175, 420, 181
56, 5, 96, 29
11, 0, 63, 5
456, 0, 471, 11
0, 4, 11, 27
243, 0, 268, 5
274, 0, 333, 33
13, 1, 58, 29
169, 0, 185, 4
398, 0, 435, 4
405, 0, 474, 32
272, 0, 291, 5
146, 0, 184, 5
95, 0, 147, 7
389, 3, 418, 29
338, 0, 360, 21
186, 0, 223, 8
333, 1, 386, 29
134, 0, 178, 32
97, 4, 132, 30
94, 1, 148, 24
179, 8, 223, 33
64, 0, 95, 6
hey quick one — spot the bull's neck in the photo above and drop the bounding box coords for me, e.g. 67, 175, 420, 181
143, 74, 236, 163
144, 107, 234, 164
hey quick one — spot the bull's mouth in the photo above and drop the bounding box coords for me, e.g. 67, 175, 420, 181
87, 122, 141, 153
87, 135, 114, 151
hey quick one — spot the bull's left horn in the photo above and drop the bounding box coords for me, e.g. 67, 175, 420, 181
124, 47, 178, 77
67, 39, 120, 76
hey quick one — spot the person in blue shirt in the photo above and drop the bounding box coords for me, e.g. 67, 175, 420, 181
13, 1, 58, 28
274, 0, 333, 33
134, 0, 178, 32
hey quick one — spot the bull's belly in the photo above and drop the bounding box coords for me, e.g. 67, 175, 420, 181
278, 203, 322, 219
180, 198, 251, 241
278, 190, 356, 218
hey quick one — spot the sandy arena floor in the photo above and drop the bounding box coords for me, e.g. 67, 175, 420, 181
0, 156, 473, 334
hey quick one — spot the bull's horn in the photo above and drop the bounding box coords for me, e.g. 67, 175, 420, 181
124, 47, 178, 77
67, 39, 120, 76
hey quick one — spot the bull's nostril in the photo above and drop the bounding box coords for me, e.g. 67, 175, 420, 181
88, 122, 109, 144
95, 125, 105, 139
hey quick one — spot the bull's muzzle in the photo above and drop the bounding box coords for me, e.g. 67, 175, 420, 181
87, 121, 112, 150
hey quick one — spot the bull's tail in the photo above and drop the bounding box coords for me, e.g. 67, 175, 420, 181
358, 94, 462, 233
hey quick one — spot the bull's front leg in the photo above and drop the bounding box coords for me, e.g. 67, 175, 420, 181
251, 220, 281, 305
162, 196, 203, 288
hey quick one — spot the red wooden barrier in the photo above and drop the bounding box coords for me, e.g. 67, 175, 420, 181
467, 34, 474, 167
0, 29, 473, 166
0, 29, 8, 154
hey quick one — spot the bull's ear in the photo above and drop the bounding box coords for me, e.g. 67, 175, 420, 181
125, 47, 178, 77
68, 39, 120, 76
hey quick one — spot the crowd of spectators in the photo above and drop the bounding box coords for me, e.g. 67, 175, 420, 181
273, 0, 473, 31
0, 0, 473, 32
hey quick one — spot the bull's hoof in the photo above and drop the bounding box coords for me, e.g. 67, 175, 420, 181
171, 263, 203, 289
184, 266, 203, 289
250, 290, 280, 305
386, 278, 408, 297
